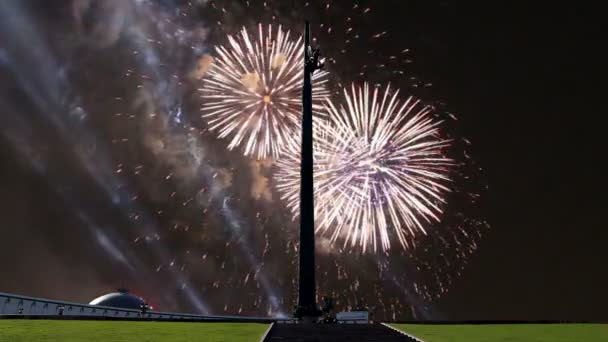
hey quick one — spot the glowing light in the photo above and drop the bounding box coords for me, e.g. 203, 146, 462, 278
199, 24, 330, 159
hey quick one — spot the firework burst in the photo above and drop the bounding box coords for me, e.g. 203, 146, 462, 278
275, 83, 455, 252
199, 24, 330, 159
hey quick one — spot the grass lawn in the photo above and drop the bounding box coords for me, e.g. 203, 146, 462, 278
0, 320, 269, 342
391, 323, 607, 342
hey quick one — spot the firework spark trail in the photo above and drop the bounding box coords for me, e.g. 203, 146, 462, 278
1, 120, 209, 313
199, 24, 330, 159
180, 133, 287, 316
0, 96, 145, 288
117, 8, 287, 314
0, 0, 212, 314
276, 83, 455, 253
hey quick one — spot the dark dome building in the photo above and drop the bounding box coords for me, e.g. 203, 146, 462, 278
89, 289, 147, 310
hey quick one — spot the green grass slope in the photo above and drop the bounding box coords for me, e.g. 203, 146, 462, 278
0, 320, 269, 342
391, 324, 607, 342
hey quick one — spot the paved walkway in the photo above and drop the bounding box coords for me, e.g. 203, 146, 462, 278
263, 323, 418, 342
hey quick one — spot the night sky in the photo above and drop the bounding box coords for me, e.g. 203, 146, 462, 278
0, 1, 604, 321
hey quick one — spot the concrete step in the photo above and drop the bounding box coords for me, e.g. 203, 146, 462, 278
263, 323, 417, 342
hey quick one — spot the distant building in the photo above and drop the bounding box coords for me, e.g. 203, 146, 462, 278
89, 288, 146, 310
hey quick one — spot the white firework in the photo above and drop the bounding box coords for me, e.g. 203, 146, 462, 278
275, 83, 455, 252
199, 24, 330, 159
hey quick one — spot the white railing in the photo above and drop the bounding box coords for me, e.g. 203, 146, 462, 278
0, 292, 287, 322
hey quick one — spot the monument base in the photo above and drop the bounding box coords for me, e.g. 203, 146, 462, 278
300, 316, 317, 324
294, 304, 321, 324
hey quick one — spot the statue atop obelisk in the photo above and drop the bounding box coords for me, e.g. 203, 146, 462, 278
296, 21, 324, 322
